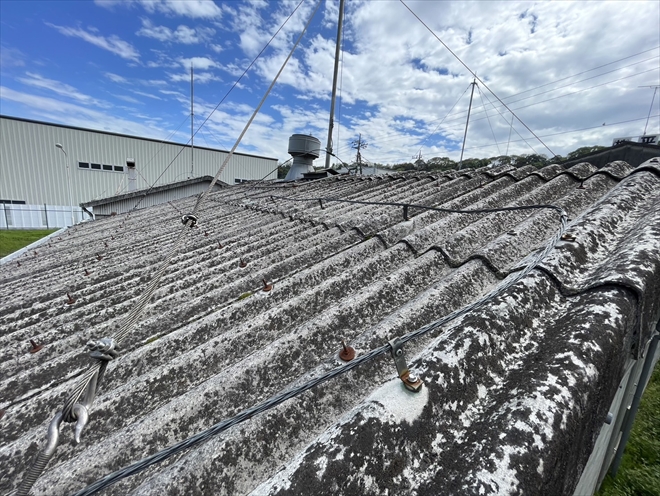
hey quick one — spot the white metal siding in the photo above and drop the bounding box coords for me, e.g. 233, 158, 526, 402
0, 117, 278, 206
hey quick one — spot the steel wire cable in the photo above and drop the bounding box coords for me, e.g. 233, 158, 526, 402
72, 195, 567, 496
14, 2, 322, 495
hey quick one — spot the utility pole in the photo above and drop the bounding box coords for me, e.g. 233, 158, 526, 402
458, 79, 477, 170
639, 85, 660, 137
352, 134, 367, 175
325, 0, 345, 169
190, 64, 194, 178
413, 150, 423, 169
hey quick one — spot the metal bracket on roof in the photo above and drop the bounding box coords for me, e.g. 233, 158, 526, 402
389, 338, 423, 393
181, 214, 198, 228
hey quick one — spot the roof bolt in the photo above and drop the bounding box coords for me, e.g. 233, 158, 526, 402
218, 242, 223, 249
561, 233, 576, 242
239, 259, 248, 268
262, 279, 273, 292
407, 372, 419, 383
204, 231, 209, 237
29, 339, 44, 353
66, 293, 76, 305
84, 269, 91, 276
104, 241, 109, 248
96, 254, 103, 261
577, 181, 586, 190
0, 408, 5, 420
339, 340, 356, 361
17, 261, 21, 267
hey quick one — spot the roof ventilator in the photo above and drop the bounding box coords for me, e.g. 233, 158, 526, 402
389, 338, 423, 392
285, 134, 321, 181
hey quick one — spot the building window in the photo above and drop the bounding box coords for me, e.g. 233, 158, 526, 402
91, 163, 101, 170
102, 164, 113, 171
114, 165, 124, 172
0, 199, 26, 204
79, 162, 90, 169
234, 178, 251, 184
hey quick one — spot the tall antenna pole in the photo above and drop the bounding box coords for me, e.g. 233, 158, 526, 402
191, 64, 194, 178
458, 79, 477, 170
325, 0, 345, 169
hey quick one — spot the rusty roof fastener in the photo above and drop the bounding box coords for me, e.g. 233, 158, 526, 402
262, 279, 273, 292
577, 181, 586, 190
561, 233, 576, 242
218, 242, 224, 249
239, 259, 247, 268
204, 231, 209, 237
66, 293, 76, 305
339, 340, 356, 361
97, 254, 103, 261
104, 241, 109, 248
29, 339, 44, 353
17, 261, 21, 267
0, 408, 5, 420
84, 269, 91, 276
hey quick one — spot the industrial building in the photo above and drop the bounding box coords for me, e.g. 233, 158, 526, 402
0, 115, 278, 225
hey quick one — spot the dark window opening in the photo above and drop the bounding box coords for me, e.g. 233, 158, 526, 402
0, 199, 27, 204
102, 164, 113, 171
114, 165, 124, 172
91, 163, 101, 170
79, 162, 90, 169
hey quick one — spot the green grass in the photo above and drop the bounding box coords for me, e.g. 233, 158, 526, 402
596, 362, 660, 496
0, 229, 58, 258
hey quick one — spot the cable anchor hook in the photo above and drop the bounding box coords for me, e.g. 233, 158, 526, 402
388, 338, 423, 393
181, 214, 198, 228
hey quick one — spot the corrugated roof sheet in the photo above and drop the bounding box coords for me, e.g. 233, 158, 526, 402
1, 158, 659, 495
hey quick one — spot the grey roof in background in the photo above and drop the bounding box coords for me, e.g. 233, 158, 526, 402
81, 175, 223, 208
1, 158, 659, 495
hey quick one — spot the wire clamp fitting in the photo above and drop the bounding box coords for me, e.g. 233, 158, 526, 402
181, 214, 198, 228
389, 338, 423, 393
87, 337, 119, 361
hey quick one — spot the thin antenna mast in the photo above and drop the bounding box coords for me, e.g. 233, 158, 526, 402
459, 79, 477, 170
191, 64, 194, 178
325, 0, 345, 169
639, 85, 660, 136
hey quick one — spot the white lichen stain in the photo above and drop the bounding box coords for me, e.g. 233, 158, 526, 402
474, 445, 523, 495
367, 377, 430, 424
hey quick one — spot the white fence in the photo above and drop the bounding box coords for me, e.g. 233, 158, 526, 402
0, 204, 92, 229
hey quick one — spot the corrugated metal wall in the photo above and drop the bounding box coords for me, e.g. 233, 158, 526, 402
0, 116, 278, 206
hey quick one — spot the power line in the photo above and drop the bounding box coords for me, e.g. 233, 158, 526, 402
399, 0, 557, 158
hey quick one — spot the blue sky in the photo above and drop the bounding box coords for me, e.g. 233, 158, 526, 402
1, 0, 659, 167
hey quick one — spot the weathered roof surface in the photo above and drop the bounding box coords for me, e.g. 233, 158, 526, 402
1, 158, 659, 495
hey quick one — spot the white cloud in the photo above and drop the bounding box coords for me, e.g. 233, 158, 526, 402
46, 23, 140, 61
105, 72, 128, 83
17, 73, 110, 108
95, 0, 222, 19
169, 71, 220, 84
0, 46, 26, 68
0, 86, 170, 138
136, 18, 216, 44
178, 56, 218, 70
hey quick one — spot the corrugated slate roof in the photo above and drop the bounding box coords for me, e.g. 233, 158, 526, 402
1, 158, 659, 495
